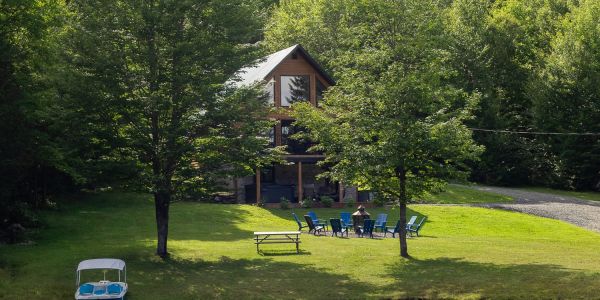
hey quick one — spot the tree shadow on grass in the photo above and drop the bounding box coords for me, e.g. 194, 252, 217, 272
381, 257, 600, 299
125, 255, 375, 299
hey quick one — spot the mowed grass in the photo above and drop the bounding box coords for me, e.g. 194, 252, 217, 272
421, 184, 513, 204
2, 192, 600, 299
522, 186, 600, 202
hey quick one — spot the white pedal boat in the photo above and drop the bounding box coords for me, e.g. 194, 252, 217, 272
75, 258, 128, 300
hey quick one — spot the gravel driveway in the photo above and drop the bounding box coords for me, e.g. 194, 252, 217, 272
467, 186, 600, 233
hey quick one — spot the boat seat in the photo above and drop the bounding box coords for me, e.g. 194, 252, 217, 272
108, 283, 123, 294
79, 284, 94, 295
93, 287, 106, 295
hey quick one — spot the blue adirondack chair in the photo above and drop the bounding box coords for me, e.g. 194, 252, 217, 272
292, 212, 307, 231
308, 211, 328, 230
407, 216, 427, 237
329, 218, 349, 237
384, 216, 417, 238
358, 219, 375, 238
340, 212, 353, 229
374, 213, 387, 232
304, 215, 325, 235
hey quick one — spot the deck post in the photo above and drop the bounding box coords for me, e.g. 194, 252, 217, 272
298, 161, 303, 202
256, 168, 261, 204
339, 182, 344, 203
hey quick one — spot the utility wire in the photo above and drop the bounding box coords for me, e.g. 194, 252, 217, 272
469, 128, 600, 136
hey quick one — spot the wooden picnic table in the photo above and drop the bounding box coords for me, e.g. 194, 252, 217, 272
253, 231, 301, 253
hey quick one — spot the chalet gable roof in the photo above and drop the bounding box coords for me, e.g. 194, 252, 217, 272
231, 44, 335, 87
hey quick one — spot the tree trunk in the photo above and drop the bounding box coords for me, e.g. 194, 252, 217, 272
399, 201, 409, 258
397, 167, 410, 258
154, 189, 171, 258
144, 4, 170, 258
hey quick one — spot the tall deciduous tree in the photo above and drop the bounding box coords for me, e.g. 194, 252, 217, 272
530, 0, 600, 190
283, 0, 483, 257
67, 0, 279, 257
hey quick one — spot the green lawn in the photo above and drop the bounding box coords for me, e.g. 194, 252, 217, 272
420, 184, 513, 204
2, 191, 600, 299
522, 186, 600, 202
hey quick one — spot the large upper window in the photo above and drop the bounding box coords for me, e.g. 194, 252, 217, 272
316, 79, 326, 107
281, 75, 310, 107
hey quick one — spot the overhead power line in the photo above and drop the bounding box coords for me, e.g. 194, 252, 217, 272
469, 128, 600, 136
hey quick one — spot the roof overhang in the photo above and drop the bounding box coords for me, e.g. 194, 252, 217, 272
77, 259, 126, 271
230, 44, 335, 88
267, 44, 336, 86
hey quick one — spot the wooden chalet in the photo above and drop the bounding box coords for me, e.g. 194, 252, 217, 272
229, 44, 358, 204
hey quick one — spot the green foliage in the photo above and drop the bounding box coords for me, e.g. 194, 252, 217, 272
269, 0, 484, 257
529, 0, 600, 189
279, 197, 290, 209
319, 196, 333, 208
65, 0, 283, 255
372, 195, 387, 207
445, 0, 576, 187
300, 197, 314, 208
345, 198, 356, 208
269, 0, 584, 190
282, 0, 484, 204
0, 0, 70, 242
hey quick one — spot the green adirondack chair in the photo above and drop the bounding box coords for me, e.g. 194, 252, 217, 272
358, 219, 375, 238
304, 215, 325, 235
330, 218, 349, 237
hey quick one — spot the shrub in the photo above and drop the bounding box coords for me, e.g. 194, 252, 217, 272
373, 196, 386, 207
301, 197, 314, 208
320, 196, 333, 208
280, 197, 290, 209
345, 198, 356, 208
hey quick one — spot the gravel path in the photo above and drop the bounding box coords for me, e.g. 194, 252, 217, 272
468, 186, 600, 233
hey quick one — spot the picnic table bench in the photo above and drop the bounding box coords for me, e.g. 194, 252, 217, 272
253, 231, 301, 253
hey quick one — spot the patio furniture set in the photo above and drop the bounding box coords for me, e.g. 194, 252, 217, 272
292, 211, 426, 238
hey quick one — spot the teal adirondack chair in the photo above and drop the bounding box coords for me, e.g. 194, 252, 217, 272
407, 216, 427, 237
292, 212, 307, 231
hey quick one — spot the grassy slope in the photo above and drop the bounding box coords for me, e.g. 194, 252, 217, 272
1, 192, 600, 299
422, 184, 513, 204
522, 187, 600, 202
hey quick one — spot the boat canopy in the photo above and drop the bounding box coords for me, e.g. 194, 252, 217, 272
77, 259, 126, 271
